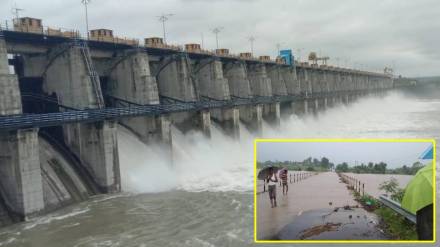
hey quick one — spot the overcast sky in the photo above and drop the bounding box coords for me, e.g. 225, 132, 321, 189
257, 142, 431, 168
2, 0, 439, 77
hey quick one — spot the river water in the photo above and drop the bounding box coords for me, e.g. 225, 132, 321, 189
0, 86, 439, 246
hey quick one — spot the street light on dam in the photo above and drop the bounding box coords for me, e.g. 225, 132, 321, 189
157, 13, 174, 44
212, 27, 224, 49
81, 0, 91, 39
248, 36, 256, 56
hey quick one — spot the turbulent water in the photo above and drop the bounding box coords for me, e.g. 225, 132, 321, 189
0, 86, 439, 247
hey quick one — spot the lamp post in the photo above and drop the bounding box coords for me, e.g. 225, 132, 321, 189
296, 48, 304, 62
276, 42, 285, 56
81, 0, 91, 39
157, 13, 174, 43
11, 3, 24, 20
248, 36, 256, 56
212, 27, 223, 49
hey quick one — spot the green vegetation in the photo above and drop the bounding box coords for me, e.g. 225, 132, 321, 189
257, 157, 334, 172
335, 161, 424, 175
375, 206, 418, 240
344, 176, 417, 240
378, 178, 405, 202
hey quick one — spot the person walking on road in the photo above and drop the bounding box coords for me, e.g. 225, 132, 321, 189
280, 170, 288, 195
267, 167, 278, 208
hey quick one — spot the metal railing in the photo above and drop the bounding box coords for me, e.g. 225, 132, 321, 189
0, 88, 384, 131
379, 195, 416, 224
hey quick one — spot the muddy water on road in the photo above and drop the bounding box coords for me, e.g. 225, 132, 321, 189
278, 208, 386, 240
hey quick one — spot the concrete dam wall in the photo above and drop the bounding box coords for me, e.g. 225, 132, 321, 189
0, 30, 394, 225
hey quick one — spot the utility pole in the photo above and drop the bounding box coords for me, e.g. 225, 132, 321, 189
248, 36, 256, 56
81, 0, 91, 39
157, 13, 174, 43
212, 27, 223, 49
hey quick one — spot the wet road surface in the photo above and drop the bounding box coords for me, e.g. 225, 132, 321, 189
256, 172, 384, 240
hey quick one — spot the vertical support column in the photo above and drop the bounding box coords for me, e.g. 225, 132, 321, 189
268, 65, 292, 117
107, 51, 172, 149
0, 129, 44, 218
194, 58, 239, 138
154, 54, 211, 137
63, 121, 120, 192
247, 63, 280, 127
0, 38, 44, 217
239, 104, 263, 136
262, 102, 281, 126
223, 61, 262, 134
43, 44, 120, 192
267, 65, 287, 96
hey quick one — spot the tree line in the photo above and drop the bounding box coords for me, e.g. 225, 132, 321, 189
257, 157, 335, 172
258, 158, 424, 175
335, 161, 424, 175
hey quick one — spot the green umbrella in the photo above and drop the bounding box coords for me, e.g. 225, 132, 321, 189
401, 162, 433, 214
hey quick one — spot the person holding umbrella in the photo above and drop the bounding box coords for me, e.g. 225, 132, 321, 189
267, 167, 278, 208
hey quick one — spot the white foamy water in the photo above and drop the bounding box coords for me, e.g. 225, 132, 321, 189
118, 122, 255, 193
118, 91, 440, 195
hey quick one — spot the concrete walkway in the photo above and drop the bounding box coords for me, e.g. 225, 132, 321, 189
257, 172, 357, 239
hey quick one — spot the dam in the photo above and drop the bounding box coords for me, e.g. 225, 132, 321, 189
0, 17, 394, 225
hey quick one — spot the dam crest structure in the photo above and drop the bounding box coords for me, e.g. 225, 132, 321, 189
0, 17, 394, 225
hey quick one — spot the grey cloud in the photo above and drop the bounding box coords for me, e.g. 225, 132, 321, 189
2, 0, 439, 76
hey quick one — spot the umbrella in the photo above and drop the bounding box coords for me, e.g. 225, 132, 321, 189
401, 162, 433, 214
257, 166, 280, 180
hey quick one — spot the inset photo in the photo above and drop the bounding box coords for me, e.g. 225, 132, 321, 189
254, 139, 435, 244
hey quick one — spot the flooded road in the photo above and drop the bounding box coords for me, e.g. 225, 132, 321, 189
257, 172, 362, 240
0, 88, 439, 246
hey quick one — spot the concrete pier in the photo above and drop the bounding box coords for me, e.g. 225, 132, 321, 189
279, 66, 301, 116
152, 54, 211, 137
192, 57, 239, 138
106, 50, 172, 147
247, 63, 280, 126
0, 38, 44, 218
42, 44, 120, 192
266, 65, 287, 96
223, 61, 263, 134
